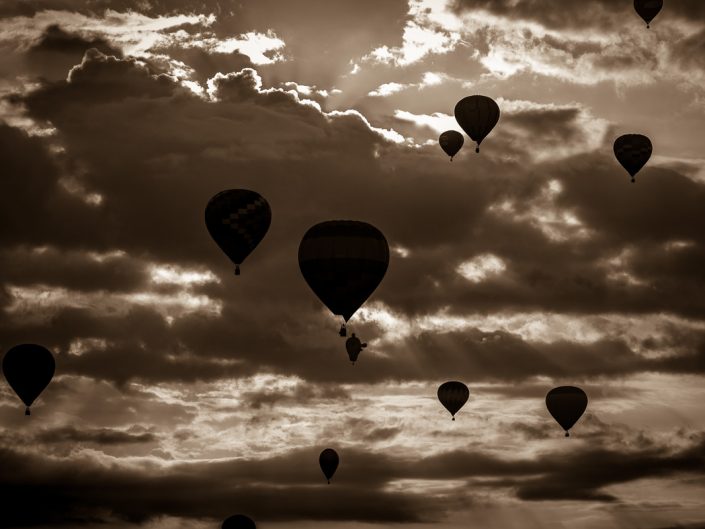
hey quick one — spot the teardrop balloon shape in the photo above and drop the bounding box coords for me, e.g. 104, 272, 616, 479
319, 448, 339, 484
2, 344, 55, 416
437, 381, 469, 420
439, 130, 464, 161
298, 221, 389, 326
634, 0, 663, 28
222, 514, 256, 529
345, 333, 367, 364
614, 134, 652, 183
545, 386, 588, 437
454, 95, 500, 153
205, 189, 271, 275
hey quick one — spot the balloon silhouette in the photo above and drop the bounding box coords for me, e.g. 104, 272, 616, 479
546, 386, 588, 437
454, 95, 500, 153
2, 344, 55, 416
222, 514, 256, 529
614, 134, 652, 183
205, 189, 271, 275
634, 0, 663, 28
345, 333, 367, 364
319, 448, 339, 484
437, 381, 469, 420
298, 221, 389, 336
439, 130, 464, 161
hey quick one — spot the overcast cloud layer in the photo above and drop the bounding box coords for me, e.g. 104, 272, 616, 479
1, 1, 705, 528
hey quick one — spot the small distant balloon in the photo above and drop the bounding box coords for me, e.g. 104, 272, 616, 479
439, 130, 464, 161
634, 0, 663, 28
614, 134, 652, 183
299, 221, 389, 336
319, 448, 339, 484
545, 386, 588, 437
437, 381, 469, 420
345, 333, 367, 364
454, 95, 500, 153
205, 189, 271, 275
2, 344, 55, 416
222, 514, 256, 529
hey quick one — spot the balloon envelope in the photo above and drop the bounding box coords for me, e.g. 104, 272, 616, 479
345, 334, 366, 364
437, 381, 469, 420
546, 386, 588, 436
439, 130, 464, 160
454, 95, 500, 152
2, 344, 55, 415
614, 134, 652, 182
222, 515, 256, 529
298, 221, 389, 322
319, 448, 339, 483
205, 189, 271, 274
634, 0, 663, 27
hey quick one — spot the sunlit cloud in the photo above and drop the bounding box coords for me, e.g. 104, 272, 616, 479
457, 254, 507, 283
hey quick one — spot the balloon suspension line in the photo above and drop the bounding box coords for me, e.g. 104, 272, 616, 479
475, 144, 480, 153
339, 321, 347, 337
327, 479, 331, 485
234, 264, 241, 275
450, 156, 453, 162
25, 406, 30, 416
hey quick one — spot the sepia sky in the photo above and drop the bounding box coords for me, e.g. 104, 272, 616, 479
1, 0, 705, 528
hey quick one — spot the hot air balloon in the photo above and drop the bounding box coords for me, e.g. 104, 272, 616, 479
205, 189, 271, 275
2, 344, 55, 416
437, 381, 469, 421
222, 514, 256, 529
319, 448, 339, 484
614, 134, 652, 183
454, 95, 500, 153
298, 221, 389, 336
345, 333, 367, 364
545, 386, 588, 437
439, 130, 464, 161
634, 0, 663, 28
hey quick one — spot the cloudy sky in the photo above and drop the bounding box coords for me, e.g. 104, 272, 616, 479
1, 0, 705, 528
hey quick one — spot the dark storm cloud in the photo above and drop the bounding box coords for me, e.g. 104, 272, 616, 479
35, 425, 156, 445
0, 50, 702, 388
1, 437, 704, 526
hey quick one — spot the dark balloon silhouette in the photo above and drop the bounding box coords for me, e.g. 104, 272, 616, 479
437, 381, 469, 420
614, 134, 652, 183
439, 130, 464, 161
222, 514, 256, 529
546, 386, 588, 437
345, 333, 367, 364
298, 221, 389, 336
454, 95, 500, 153
205, 189, 271, 275
319, 448, 339, 484
634, 0, 663, 28
2, 344, 55, 416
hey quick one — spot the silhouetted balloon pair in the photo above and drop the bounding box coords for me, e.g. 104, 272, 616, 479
439, 95, 500, 160
2, 344, 55, 416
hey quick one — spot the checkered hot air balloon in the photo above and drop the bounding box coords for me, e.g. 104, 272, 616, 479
545, 386, 588, 437
205, 189, 271, 275
454, 95, 500, 153
298, 221, 389, 336
437, 381, 470, 421
613, 134, 652, 183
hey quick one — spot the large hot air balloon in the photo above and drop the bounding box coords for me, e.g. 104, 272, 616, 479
319, 448, 339, 484
345, 333, 367, 365
205, 189, 271, 275
298, 221, 389, 336
614, 134, 652, 183
439, 130, 464, 161
634, 0, 663, 28
454, 95, 500, 153
2, 344, 55, 416
545, 386, 588, 437
437, 381, 469, 421
222, 514, 256, 529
